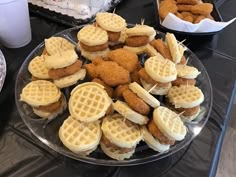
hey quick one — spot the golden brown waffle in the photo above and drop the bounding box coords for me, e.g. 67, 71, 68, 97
102, 114, 142, 148
96, 12, 126, 32
69, 82, 111, 122
45, 37, 75, 56
59, 116, 101, 154
145, 56, 177, 83
77, 25, 108, 46
167, 85, 204, 108
20, 80, 61, 107
125, 24, 156, 37
153, 106, 187, 141
176, 64, 201, 79
28, 56, 50, 79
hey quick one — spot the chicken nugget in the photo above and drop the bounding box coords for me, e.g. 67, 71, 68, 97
183, 15, 194, 23
96, 61, 130, 87
177, 5, 192, 12
175, 12, 183, 19
150, 39, 172, 59
80, 42, 108, 52
191, 3, 213, 16
107, 31, 121, 42
92, 57, 105, 65
194, 15, 206, 24
172, 77, 196, 86
84, 63, 98, 79
113, 84, 129, 100
107, 48, 139, 73
176, 105, 200, 117
159, 0, 178, 20
177, 0, 199, 5
179, 55, 187, 65
125, 36, 149, 47
123, 89, 150, 115
92, 78, 114, 97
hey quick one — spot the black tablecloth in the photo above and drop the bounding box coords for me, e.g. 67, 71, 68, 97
1, 0, 236, 177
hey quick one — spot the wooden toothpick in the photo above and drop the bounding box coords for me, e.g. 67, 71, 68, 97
111, 8, 116, 19
141, 18, 145, 25
178, 39, 186, 45
173, 111, 185, 119
148, 84, 157, 93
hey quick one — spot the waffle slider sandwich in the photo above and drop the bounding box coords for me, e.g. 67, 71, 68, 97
20, 80, 67, 119
44, 50, 86, 88
139, 56, 177, 95
101, 113, 142, 160
167, 85, 204, 121
142, 106, 187, 152
172, 64, 201, 86
44, 36, 75, 56
28, 55, 50, 81
96, 12, 127, 46
59, 116, 101, 155
124, 24, 156, 54
113, 82, 160, 125
77, 25, 109, 61
69, 82, 112, 122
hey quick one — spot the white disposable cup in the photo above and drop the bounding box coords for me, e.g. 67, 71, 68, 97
0, 0, 31, 48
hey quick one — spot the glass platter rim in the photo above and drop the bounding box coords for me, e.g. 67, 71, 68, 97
0, 49, 6, 93
15, 25, 213, 166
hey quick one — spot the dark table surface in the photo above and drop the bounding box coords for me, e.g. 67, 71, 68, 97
1, 0, 236, 177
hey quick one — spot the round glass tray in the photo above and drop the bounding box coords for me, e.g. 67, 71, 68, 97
15, 26, 213, 166
0, 50, 6, 92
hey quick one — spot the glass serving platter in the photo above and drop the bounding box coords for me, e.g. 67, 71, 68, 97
0, 50, 6, 92
15, 25, 213, 166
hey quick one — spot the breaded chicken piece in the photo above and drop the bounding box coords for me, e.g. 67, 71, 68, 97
123, 89, 150, 115
148, 119, 175, 145
107, 31, 121, 42
150, 39, 172, 59
125, 36, 149, 47
96, 61, 130, 87
172, 77, 196, 86
191, 3, 213, 16
36, 96, 63, 113
92, 57, 105, 65
113, 84, 129, 100
179, 55, 187, 64
177, 0, 199, 5
176, 105, 200, 116
107, 48, 139, 72
92, 78, 114, 97
80, 42, 108, 52
194, 15, 206, 24
84, 63, 98, 79
159, 0, 178, 20
177, 5, 192, 12
48, 60, 82, 80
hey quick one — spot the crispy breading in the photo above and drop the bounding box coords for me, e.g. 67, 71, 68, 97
80, 42, 108, 52
179, 55, 187, 65
92, 78, 114, 97
191, 3, 213, 16
177, 5, 192, 12
150, 39, 172, 59
84, 63, 98, 78
122, 89, 150, 115
125, 36, 149, 47
92, 57, 105, 65
159, 0, 178, 20
176, 105, 200, 116
177, 0, 199, 5
35, 96, 63, 113
175, 12, 184, 19
113, 84, 129, 100
183, 15, 194, 23
172, 77, 196, 86
194, 15, 206, 24
48, 60, 82, 80
148, 119, 175, 145
107, 31, 121, 42
107, 48, 139, 72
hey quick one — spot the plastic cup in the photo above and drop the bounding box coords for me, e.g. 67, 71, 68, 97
0, 0, 31, 48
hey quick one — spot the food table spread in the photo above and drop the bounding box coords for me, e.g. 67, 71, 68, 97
0, 0, 236, 176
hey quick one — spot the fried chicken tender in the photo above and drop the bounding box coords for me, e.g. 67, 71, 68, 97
179, 55, 187, 65
159, 0, 178, 20
176, 105, 200, 116
175, 12, 183, 19
84, 63, 98, 79
148, 119, 175, 145
183, 15, 194, 23
80, 42, 108, 52
107, 48, 139, 73
177, 5, 192, 12
107, 31, 121, 42
92, 78, 114, 97
177, 0, 199, 5
150, 39, 172, 59
172, 77, 196, 86
194, 15, 206, 24
48, 60, 82, 80
125, 36, 149, 47
191, 3, 213, 16
113, 84, 129, 100
35, 96, 63, 113
138, 68, 170, 87
122, 89, 150, 115
92, 57, 105, 65
96, 60, 130, 87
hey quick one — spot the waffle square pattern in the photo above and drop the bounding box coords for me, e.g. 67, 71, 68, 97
28, 56, 50, 79
69, 82, 111, 122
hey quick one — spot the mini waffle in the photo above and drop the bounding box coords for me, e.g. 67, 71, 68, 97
176, 64, 201, 79
28, 56, 50, 79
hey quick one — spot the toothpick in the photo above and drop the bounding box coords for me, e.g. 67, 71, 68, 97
173, 111, 185, 119
184, 57, 189, 66
148, 84, 157, 93
141, 18, 145, 25
163, 59, 169, 68
111, 8, 116, 19
178, 39, 186, 45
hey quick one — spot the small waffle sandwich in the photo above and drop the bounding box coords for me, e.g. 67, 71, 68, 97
28, 55, 50, 80
139, 56, 177, 95
59, 116, 101, 155
100, 114, 142, 160
96, 12, 127, 46
142, 106, 187, 152
172, 64, 201, 86
77, 25, 109, 61
44, 50, 86, 88
167, 85, 204, 121
20, 80, 67, 119
69, 82, 112, 122
124, 24, 156, 54
44, 36, 75, 56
